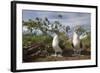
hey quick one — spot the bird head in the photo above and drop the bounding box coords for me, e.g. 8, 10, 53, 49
74, 25, 81, 35
53, 30, 59, 35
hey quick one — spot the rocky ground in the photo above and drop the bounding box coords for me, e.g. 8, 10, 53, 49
23, 48, 91, 62
34, 55, 90, 62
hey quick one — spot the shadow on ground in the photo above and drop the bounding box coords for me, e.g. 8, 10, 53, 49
23, 48, 91, 62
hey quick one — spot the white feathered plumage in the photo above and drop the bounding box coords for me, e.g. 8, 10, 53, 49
72, 31, 83, 56
52, 34, 62, 57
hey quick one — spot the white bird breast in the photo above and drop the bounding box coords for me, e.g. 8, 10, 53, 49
73, 32, 80, 49
53, 35, 59, 45
52, 35, 62, 52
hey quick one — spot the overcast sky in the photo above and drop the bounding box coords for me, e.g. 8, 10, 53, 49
22, 10, 91, 28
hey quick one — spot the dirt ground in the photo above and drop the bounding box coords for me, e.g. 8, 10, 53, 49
23, 49, 91, 62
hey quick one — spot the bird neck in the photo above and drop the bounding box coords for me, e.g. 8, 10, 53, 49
53, 34, 59, 43
73, 32, 79, 40
54, 34, 58, 39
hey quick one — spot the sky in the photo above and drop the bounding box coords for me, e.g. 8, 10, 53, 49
22, 10, 91, 37
22, 10, 91, 28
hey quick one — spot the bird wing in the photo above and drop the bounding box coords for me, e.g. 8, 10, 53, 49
71, 43, 74, 48
53, 44, 62, 52
80, 41, 83, 48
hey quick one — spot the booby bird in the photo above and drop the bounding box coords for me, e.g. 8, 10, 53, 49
52, 34, 62, 57
72, 30, 83, 56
